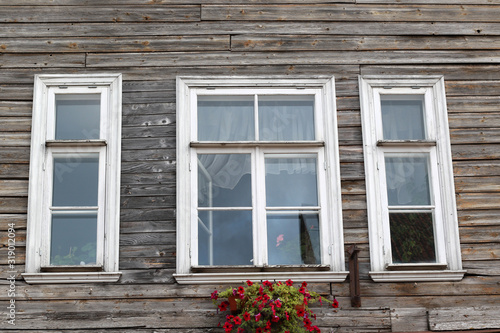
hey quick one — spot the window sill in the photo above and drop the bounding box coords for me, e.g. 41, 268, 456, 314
369, 270, 466, 282
174, 270, 348, 284
22, 272, 122, 284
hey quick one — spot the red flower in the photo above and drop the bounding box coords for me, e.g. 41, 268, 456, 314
303, 317, 312, 327
256, 328, 263, 333
211, 290, 218, 300
219, 301, 229, 311
301, 281, 308, 288
243, 311, 251, 321
237, 286, 245, 294
285, 311, 290, 321
255, 313, 262, 322
272, 315, 280, 323
275, 299, 282, 308
233, 316, 242, 325
286, 279, 294, 286
246, 280, 253, 286
222, 322, 233, 332
299, 287, 306, 294
332, 298, 339, 308
263, 280, 272, 287
259, 285, 264, 295
265, 321, 272, 329
237, 329, 244, 333
297, 308, 305, 317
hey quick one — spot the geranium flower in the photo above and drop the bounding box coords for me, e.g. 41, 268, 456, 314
301, 281, 308, 288
233, 316, 242, 325
299, 287, 306, 294
222, 322, 233, 332
219, 301, 229, 311
285, 279, 294, 286
297, 308, 305, 317
237, 286, 245, 294
243, 311, 251, 321
332, 298, 339, 308
246, 280, 253, 286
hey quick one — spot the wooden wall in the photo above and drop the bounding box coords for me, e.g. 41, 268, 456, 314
1, 0, 500, 331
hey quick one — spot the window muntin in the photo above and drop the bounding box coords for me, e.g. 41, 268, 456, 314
24, 74, 122, 284
359, 76, 464, 282
176, 76, 346, 283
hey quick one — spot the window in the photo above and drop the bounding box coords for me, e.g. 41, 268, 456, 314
359, 75, 465, 282
175, 76, 347, 284
23, 74, 122, 283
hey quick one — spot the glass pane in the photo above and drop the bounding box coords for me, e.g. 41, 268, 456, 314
198, 210, 253, 266
265, 157, 318, 207
198, 96, 254, 141
259, 96, 315, 141
381, 96, 425, 140
50, 213, 97, 265
267, 213, 320, 265
385, 156, 431, 206
52, 155, 99, 207
198, 154, 251, 207
55, 94, 100, 140
390, 212, 436, 264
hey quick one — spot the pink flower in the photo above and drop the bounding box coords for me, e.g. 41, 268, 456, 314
285, 279, 294, 286
276, 234, 284, 247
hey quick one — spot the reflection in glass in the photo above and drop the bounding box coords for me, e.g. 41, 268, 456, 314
265, 157, 318, 207
50, 213, 97, 265
390, 212, 436, 263
381, 96, 425, 140
259, 96, 315, 141
267, 213, 320, 265
198, 154, 251, 208
55, 94, 100, 140
198, 97, 255, 141
385, 156, 431, 206
52, 155, 99, 207
198, 210, 253, 266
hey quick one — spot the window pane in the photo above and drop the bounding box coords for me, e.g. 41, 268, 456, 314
390, 212, 436, 264
198, 154, 251, 208
259, 96, 315, 141
50, 213, 97, 265
265, 157, 318, 207
381, 96, 425, 140
198, 210, 253, 266
267, 213, 320, 265
55, 94, 100, 140
52, 155, 99, 207
385, 156, 431, 206
198, 96, 254, 141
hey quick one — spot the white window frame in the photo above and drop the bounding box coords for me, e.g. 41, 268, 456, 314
23, 74, 122, 284
359, 75, 465, 282
175, 76, 347, 284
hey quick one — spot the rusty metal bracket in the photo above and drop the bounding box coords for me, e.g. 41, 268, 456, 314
347, 244, 361, 307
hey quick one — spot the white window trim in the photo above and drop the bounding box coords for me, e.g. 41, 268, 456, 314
359, 75, 465, 282
23, 74, 122, 284
175, 76, 347, 284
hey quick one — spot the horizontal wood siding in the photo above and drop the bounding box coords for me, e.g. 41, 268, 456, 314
0, 0, 499, 332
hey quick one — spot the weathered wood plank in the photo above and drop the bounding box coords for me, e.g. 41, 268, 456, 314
0, 6, 200, 23
455, 176, 500, 193
446, 81, 500, 96
121, 195, 175, 209
202, 5, 500, 22
0, 164, 30, 179
0, 101, 32, 116
0, 197, 27, 213
232, 35, 500, 51
0, 180, 28, 196
123, 103, 175, 117
0, 53, 85, 68
462, 243, 500, 261
86, 51, 500, 68
429, 306, 500, 331
391, 308, 428, 333
0, 214, 26, 230
121, 149, 175, 162
121, 160, 176, 174
452, 144, 500, 160
457, 192, 500, 212
0, 117, 31, 132
120, 232, 175, 246
450, 128, 500, 144
122, 114, 174, 127
454, 160, 500, 177
361, 65, 500, 81
0, 36, 229, 53
458, 210, 500, 227
340, 162, 365, 180
359, 0, 500, 4
0, 0, 355, 4
449, 113, 500, 128
0, 148, 29, 163
120, 221, 175, 234
459, 225, 500, 243
0, 133, 30, 147
120, 174, 176, 187
122, 184, 175, 197
462, 261, 500, 276
3, 22, 500, 38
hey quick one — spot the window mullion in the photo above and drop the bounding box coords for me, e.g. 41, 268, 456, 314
253, 147, 268, 266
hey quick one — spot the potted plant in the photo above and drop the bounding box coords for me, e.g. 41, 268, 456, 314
211, 279, 339, 333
